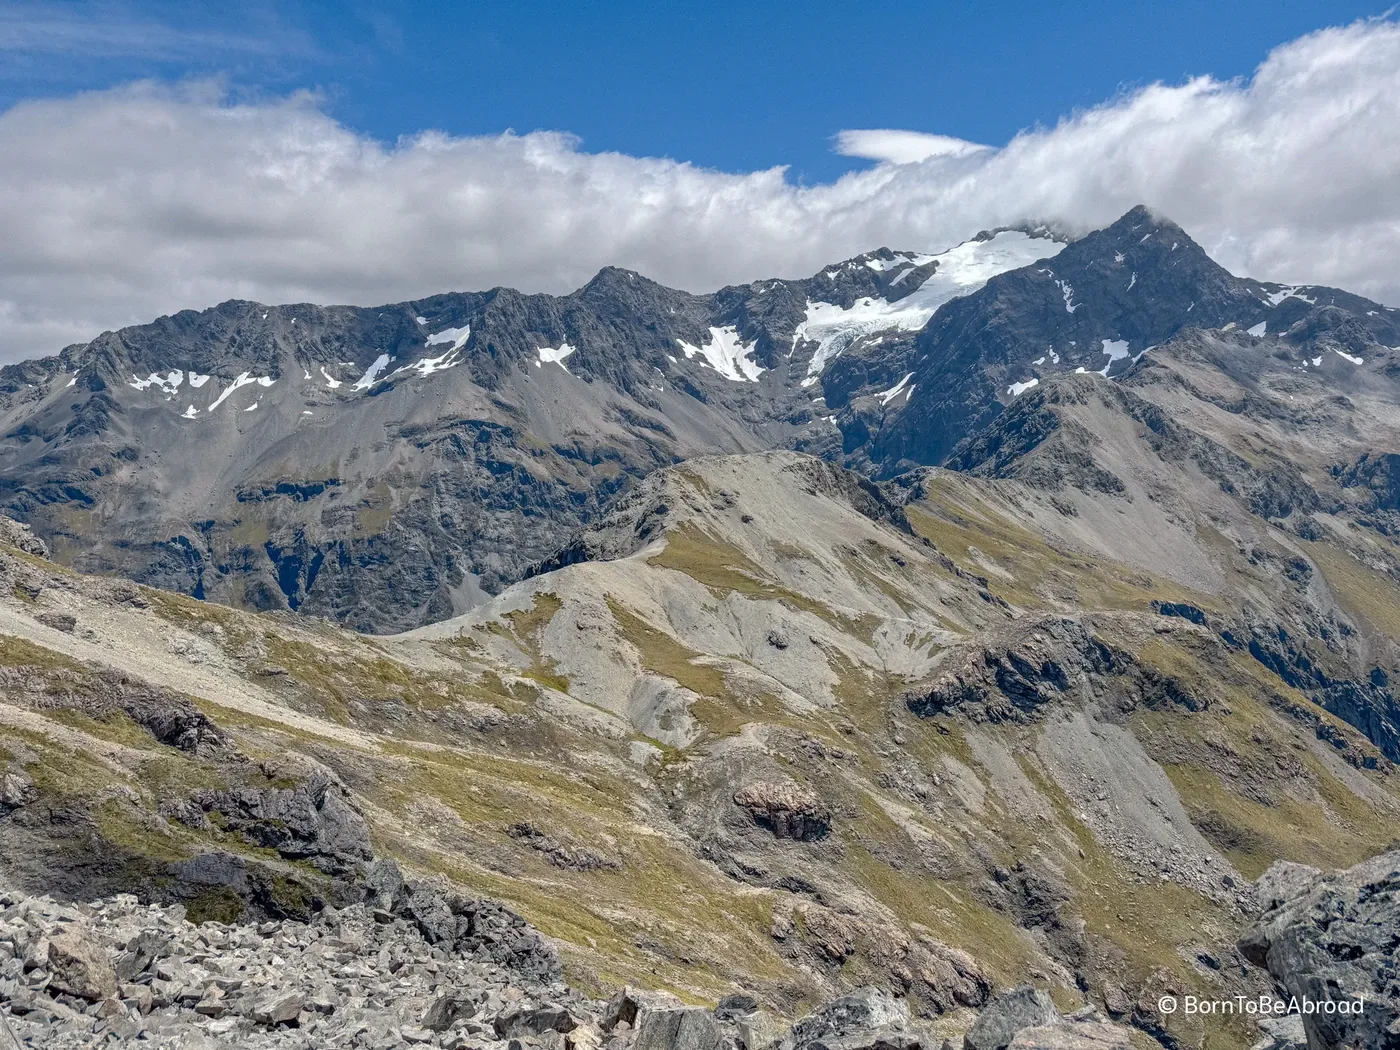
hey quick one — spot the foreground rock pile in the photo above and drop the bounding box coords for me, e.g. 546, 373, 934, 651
0, 879, 1144, 1050
0, 882, 589, 1049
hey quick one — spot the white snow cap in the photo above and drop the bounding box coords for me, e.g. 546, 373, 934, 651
795, 230, 1063, 378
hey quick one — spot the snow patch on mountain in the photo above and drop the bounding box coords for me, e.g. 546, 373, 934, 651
1248, 321, 1268, 336
795, 231, 1064, 377
129, 370, 184, 397
426, 325, 471, 351
208, 373, 275, 412
1267, 286, 1317, 306
1008, 378, 1040, 396
677, 327, 764, 382
352, 354, 391, 391
1098, 339, 1130, 375
536, 343, 577, 371
877, 372, 915, 405
864, 252, 935, 273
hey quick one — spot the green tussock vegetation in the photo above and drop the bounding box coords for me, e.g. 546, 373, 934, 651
1011, 752, 1235, 992
0, 632, 89, 673
905, 489, 1217, 616
1304, 540, 1400, 639
186, 886, 246, 924
648, 524, 871, 636
93, 800, 193, 863
499, 592, 570, 692
606, 595, 727, 698
1161, 753, 1400, 879
43, 708, 159, 751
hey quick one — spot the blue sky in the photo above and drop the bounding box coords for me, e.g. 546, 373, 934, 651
0, 0, 1388, 181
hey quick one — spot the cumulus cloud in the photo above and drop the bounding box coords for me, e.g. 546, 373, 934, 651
2, 17, 1400, 362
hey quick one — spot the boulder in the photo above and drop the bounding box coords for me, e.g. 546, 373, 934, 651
251, 991, 305, 1026
45, 928, 117, 1002
788, 987, 910, 1046
0, 1011, 23, 1050
716, 994, 761, 1021
731, 1010, 787, 1050
34, 611, 76, 633
635, 1006, 727, 1050
0, 770, 36, 812
1238, 851, 1400, 1050
424, 993, 478, 1032
963, 986, 1058, 1050
0, 517, 49, 558
602, 986, 685, 1031
364, 857, 408, 911
113, 930, 171, 982
1251, 1014, 1307, 1050
495, 1003, 580, 1038
1006, 1013, 1133, 1049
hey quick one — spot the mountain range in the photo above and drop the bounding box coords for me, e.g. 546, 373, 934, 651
4, 205, 1395, 635
5, 205, 1400, 1048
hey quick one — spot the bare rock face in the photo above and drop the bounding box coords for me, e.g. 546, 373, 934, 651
905, 617, 1205, 723
1006, 1011, 1134, 1049
1238, 851, 1400, 1050
195, 770, 374, 876
45, 927, 117, 1002
0, 770, 35, 813
963, 985, 1059, 1050
0, 516, 48, 559
733, 780, 831, 841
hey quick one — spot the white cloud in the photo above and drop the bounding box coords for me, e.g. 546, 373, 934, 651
833, 129, 991, 164
1, 17, 1399, 362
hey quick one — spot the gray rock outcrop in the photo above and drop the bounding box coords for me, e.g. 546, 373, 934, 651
733, 780, 831, 841
1238, 851, 1400, 1050
963, 985, 1059, 1050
